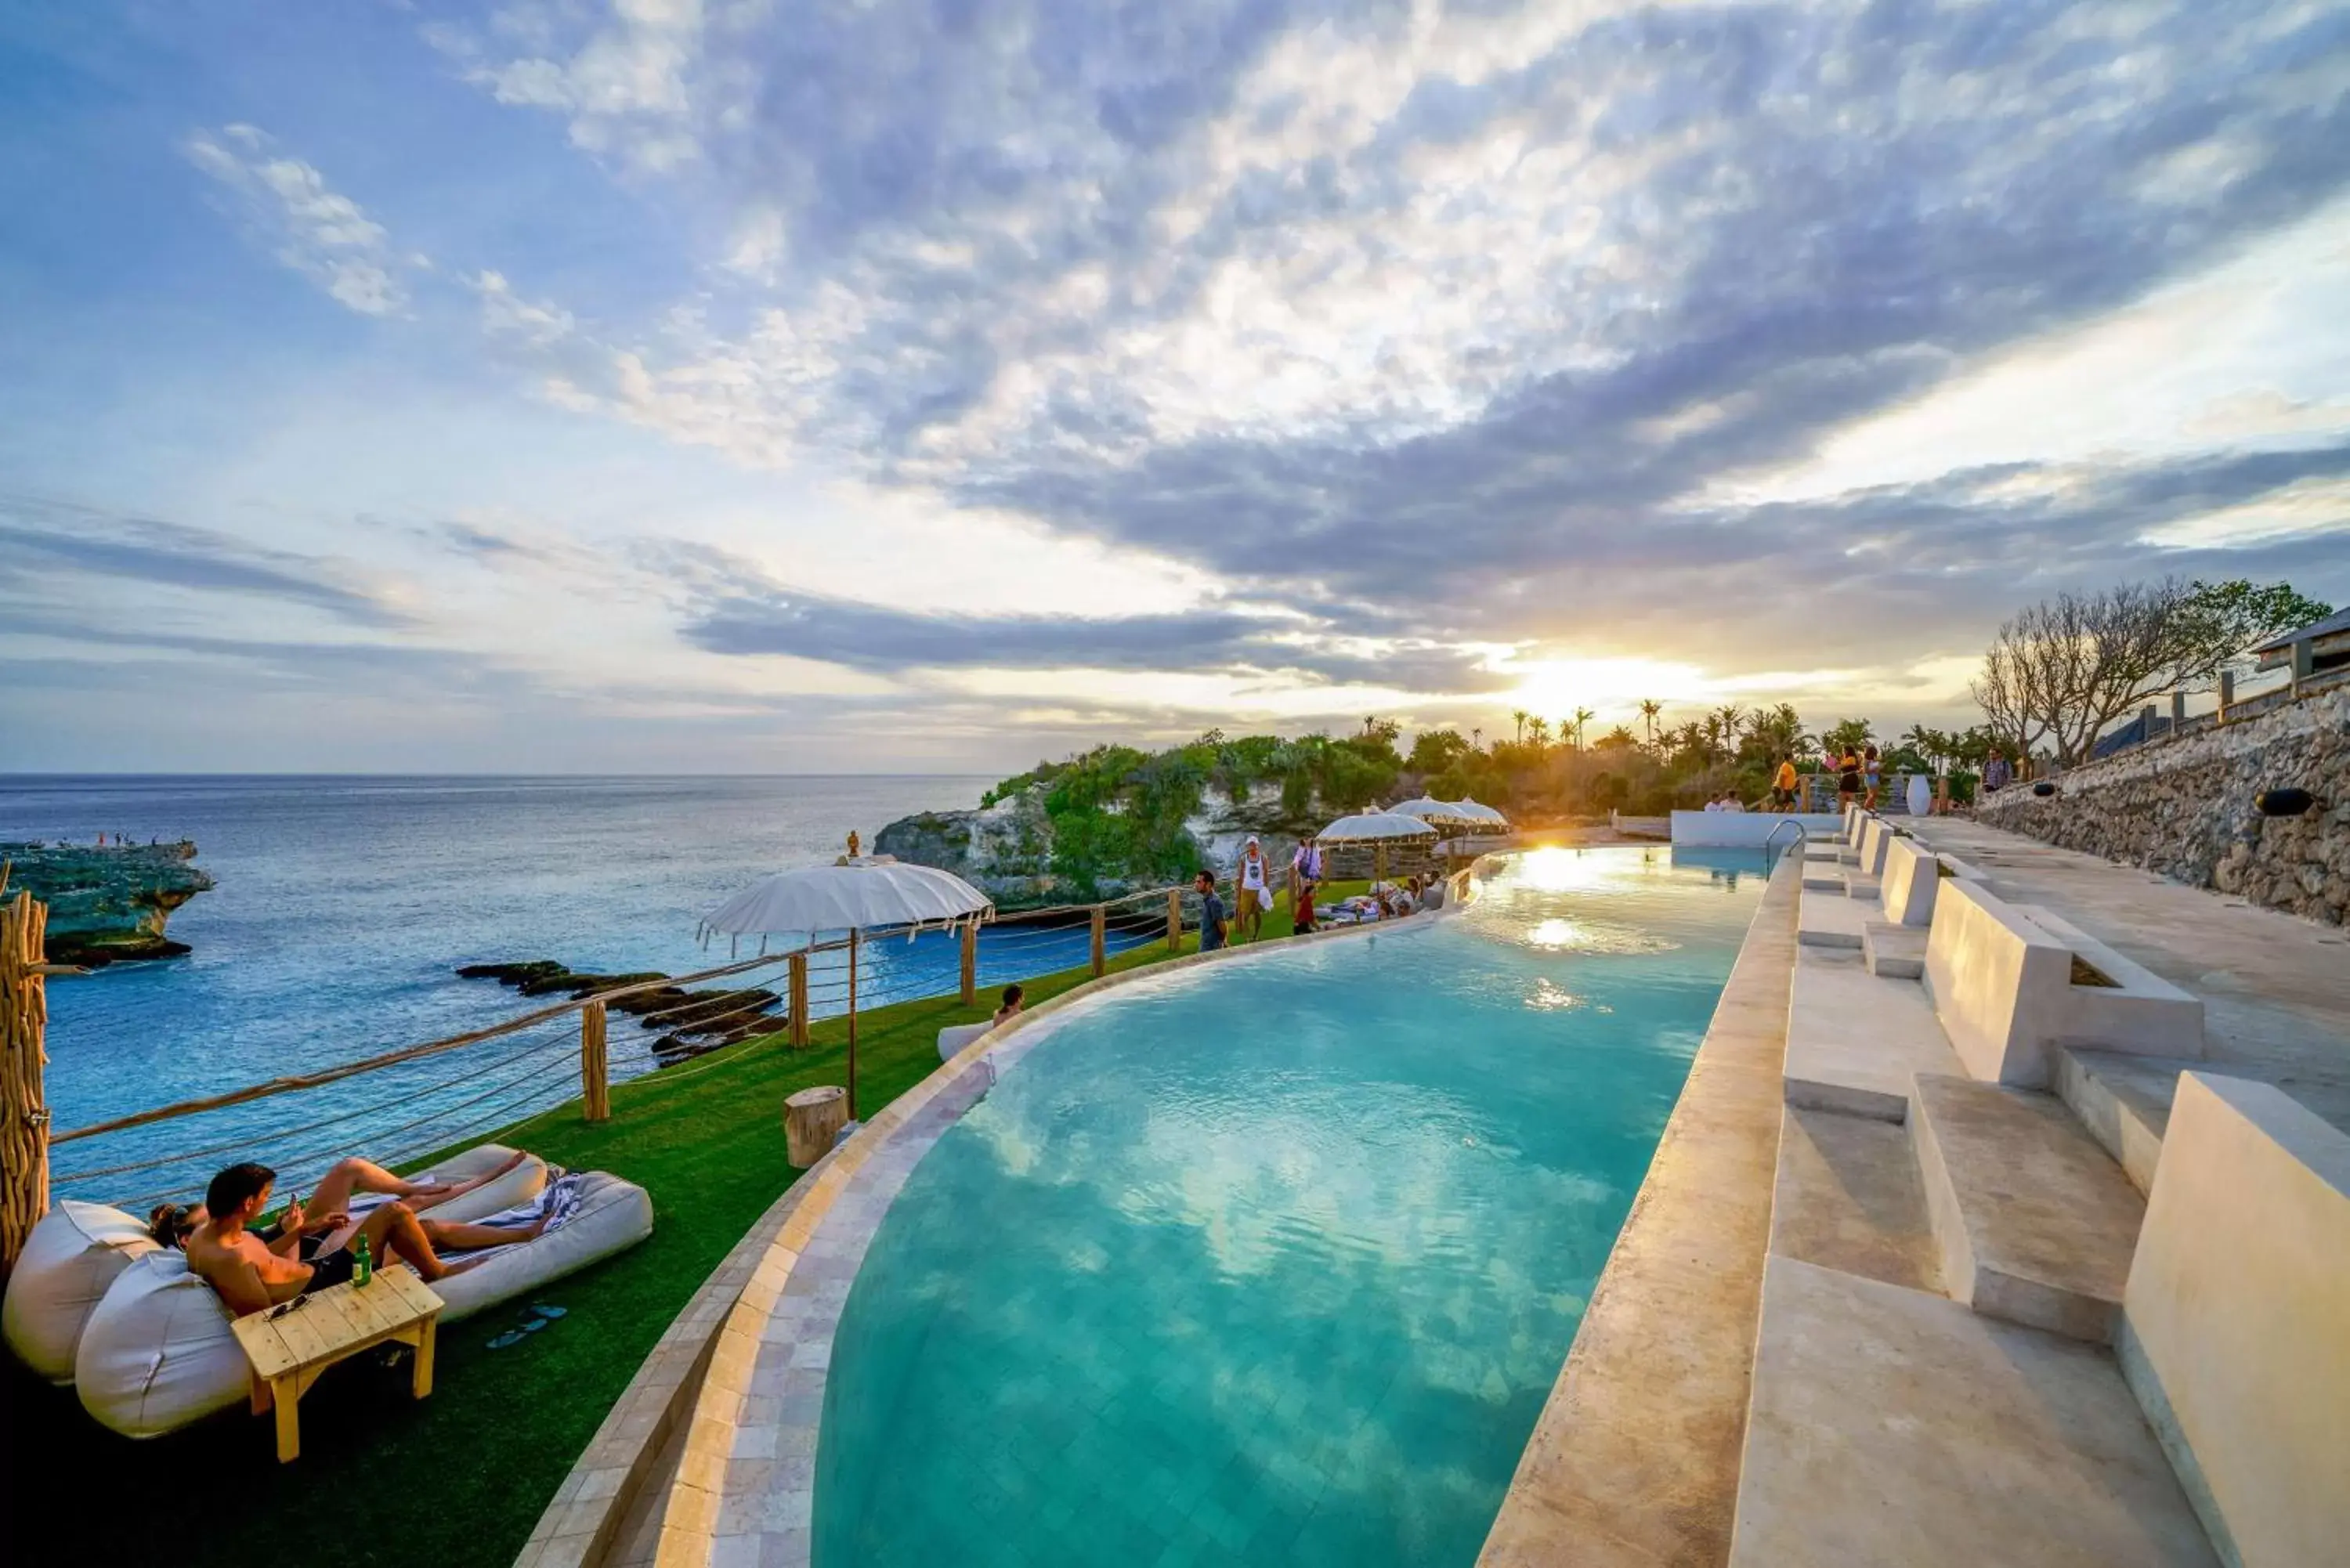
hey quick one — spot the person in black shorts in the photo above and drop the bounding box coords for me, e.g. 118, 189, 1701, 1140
1836, 748, 1863, 814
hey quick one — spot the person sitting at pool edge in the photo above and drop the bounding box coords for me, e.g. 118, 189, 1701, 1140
183, 1161, 544, 1315
1195, 870, 1228, 952
993, 984, 1024, 1027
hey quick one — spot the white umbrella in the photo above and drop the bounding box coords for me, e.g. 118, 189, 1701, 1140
1388, 797, 1480, 826
701, 858, 992, 1119
1454, 798, 1510, 830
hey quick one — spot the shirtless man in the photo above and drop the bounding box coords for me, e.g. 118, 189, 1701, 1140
183, 1162, 543, 1316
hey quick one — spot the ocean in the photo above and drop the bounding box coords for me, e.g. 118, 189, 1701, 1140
0, 775, 1145, 1207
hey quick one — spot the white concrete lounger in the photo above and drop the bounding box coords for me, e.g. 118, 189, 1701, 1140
2, 1143, 546, 1387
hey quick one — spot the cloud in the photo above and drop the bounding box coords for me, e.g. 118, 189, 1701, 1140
183, 125, 416, 314
435, 0, 2350, 674
0, 494, 412, 626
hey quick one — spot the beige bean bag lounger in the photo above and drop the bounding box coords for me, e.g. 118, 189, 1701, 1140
76, 1165, 650, 1438
938, 1021, 992, 1063
2, 1201, 161, 1384
2, 1143, 546, 1390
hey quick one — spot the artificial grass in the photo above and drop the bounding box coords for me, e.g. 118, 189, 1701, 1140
2, 895, 1341, 1568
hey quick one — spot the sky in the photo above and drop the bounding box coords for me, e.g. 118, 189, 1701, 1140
3, 0, 2348, 775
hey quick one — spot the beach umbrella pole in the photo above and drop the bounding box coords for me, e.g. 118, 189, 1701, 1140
847, 927, 859, 1120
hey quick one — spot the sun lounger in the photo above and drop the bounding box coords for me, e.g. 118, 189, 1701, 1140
2, 1143, 547, 1389
73, 1163, 650, 1439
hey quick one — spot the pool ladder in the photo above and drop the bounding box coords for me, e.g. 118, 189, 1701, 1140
1763, 818, 1808, 869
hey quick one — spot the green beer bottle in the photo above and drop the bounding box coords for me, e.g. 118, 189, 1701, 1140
353, 1233, 374, 1288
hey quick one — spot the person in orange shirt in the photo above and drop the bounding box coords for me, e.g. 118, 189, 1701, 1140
1772, 757, 1799, 811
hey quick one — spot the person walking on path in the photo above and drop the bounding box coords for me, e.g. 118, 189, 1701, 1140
1195, 870, 1229, 952
1863, 745, 1882, 810
1772, 757, 1799, 811
1983, 752, 2012, 794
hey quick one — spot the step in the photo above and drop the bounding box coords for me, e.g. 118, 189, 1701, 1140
1862, 922, 1925, 980
1802, 868, 1846, 892
1784, 947, 1966, 1122
1797, 884, 1867, 949
1769, 1107, 1941, 1294
2052, 1047, 2178, 1195
1839, 872, 1881, 901
1729, 1256, 2218, 1568
1908, 1075, 2145, 1342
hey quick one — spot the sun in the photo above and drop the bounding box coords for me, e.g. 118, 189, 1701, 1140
1499, 656, 1718, 728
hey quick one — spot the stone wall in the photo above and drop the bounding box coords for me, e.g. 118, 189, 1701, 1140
1976, 685, 2348, 927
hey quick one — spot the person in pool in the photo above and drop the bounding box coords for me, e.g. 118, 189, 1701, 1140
992, 984, 1024, 1026
178, 1161, 546, 1314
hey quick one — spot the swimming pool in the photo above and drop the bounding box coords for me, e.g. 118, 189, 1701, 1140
814, 847, 1768, 1568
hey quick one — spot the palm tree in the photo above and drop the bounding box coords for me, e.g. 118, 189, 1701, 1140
1511, 709, 1528, 746
1712, 703, 1744, 751
1526, 716, 1552, 746
1637, 698, 1663, 748
1568, 706, 1594, 751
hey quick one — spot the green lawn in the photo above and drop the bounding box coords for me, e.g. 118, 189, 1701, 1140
3, 898, 1338, 1568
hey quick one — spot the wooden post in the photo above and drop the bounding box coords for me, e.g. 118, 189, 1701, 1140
1166, 889, 1183, 953
958, 921, 978, 1006
788, 952, 809, 1048
1, 891, 52, 1276
1374, 843, 1386, 887
579, 999, 610, 1123
1089, 905, 1107, 977
783, 1085, 848, 1166
2218, 669, 2236, 720
847, 930, 860, 1120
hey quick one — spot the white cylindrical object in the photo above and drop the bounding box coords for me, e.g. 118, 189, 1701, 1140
1907, 775, 1931, 816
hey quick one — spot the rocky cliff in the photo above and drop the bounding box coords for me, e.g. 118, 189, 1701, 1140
2, 840, 215, 964
876, 781, 1347, 907
1976, 680, 2348, 926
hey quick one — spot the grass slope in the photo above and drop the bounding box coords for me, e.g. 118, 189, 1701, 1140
5, 895, 1338, 1568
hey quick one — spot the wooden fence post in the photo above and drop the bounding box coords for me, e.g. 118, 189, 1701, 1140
1166, 889, 1183, 952
1, 891, 55, 1275
959, 922, 978, 1006
579, 999, 610, 1123
788, 952, 810, 1049
1090, 905, 1107, 977
2218, 669, 2236, 719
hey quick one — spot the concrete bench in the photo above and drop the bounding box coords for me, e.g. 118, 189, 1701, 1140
1922, 881, 2205, 1089
1784, 946, 1966, 1121
2120, 1074, 2350, 1568
1796, 883, 1869, 949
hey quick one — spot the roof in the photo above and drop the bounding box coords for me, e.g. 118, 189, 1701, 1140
2251, 605, 2350, 661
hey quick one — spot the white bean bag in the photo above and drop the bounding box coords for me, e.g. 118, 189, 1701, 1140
76, 1249, 246, 1438
430, 1170, 653, 1323
74, 1169, 653, 1437
938, 1021, 991, 1064
389, 1143, 548, 1226
3, 1201, 159, 1384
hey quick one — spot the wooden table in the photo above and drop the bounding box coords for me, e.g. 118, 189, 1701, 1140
231, 1265, 445, 1461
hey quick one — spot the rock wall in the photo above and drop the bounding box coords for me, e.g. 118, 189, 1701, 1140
1976, 685, 2349, 926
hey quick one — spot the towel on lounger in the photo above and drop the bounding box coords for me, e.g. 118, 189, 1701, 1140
438, 1170, 588, 1264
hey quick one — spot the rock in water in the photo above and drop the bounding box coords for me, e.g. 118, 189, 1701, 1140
2, 840, 213, 966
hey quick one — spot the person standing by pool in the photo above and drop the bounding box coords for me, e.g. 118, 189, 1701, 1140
1195, 870, 1229, 952
1863, 745, 1882, 810
1235, 836, 1271, 941
1293, 877, 1318, 935
1772, 757, 1799, 811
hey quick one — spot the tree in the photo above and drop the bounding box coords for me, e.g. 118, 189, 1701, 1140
1511, 709, 1528, 745
1572, 706, 1596, 751
1637, 698, 1663, 747
1525, 716, 1552, 746
1595, 724, 1640, 752
1822, 717, 1874, 756
1407, 728, 1471, 775
2173, 579, 2334, 685
1967, 578, 2333, 768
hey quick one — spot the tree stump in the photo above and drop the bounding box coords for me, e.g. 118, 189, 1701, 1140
784, 1085, 848, 1166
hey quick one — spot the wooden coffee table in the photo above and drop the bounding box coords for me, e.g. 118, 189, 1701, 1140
231, 1265, 445, 1461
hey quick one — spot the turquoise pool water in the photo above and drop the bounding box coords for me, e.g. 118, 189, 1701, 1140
815, 847, 1768, 1568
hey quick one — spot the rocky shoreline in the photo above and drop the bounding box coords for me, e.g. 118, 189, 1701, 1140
3, 840, 214, 966
456, 960, 786, 1063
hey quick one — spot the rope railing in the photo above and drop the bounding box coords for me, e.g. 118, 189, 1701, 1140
37, 876, 1235, 1212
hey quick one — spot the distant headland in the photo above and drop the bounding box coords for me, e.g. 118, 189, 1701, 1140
0, 839, 215, 966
